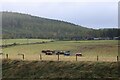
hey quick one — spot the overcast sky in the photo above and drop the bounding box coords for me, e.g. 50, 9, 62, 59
0, 0, 119, 29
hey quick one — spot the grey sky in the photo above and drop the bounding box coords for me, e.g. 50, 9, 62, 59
0, 0, 118, 29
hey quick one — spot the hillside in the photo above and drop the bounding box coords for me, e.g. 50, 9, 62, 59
2, 12, 119, 39
2, 59, 119, 80
2, 12, 92, 39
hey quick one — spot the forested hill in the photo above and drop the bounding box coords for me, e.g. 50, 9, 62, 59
2, 12, 120, 39
2, 12, 92, 39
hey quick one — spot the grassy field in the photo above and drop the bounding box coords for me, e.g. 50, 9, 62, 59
2, 59, 119, 80
2, 39, 52, 45
2, 39, 119, 61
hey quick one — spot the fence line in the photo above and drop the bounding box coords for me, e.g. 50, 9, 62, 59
97, 55, 99, 61
76, 55, 78, 61
117, 56, 119, 61
39, 54, 42, 60
0, 53, 119, 62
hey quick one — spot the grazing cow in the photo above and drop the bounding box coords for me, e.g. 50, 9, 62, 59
58, 51, 65, 54
41, 50, 55, 55
64, 52, 70, 56
45, 52, 53, 55
55, 51, 67, 55
64, 53, 70, 56
42, 50, 46, 53
59, 51, 65, 54
76, 53, 82, 56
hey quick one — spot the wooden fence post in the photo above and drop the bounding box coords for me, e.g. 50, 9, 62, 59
40, 54, 42, 60
0, 53, 3, 59
76, 55, 77, 61
22, 54, 24, 60
117, 56, 119, 62
0, 53, 3, 55
58, 54, 59, 61
18, 54, 24, 60
6, 54, 8, 59
97, 55, 99, 61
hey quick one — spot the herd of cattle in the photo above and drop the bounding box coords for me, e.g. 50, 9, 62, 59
41, 50, 82, 56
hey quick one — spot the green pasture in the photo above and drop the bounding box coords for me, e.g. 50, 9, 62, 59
2, 40, 119, 58
2, 39, 52, 45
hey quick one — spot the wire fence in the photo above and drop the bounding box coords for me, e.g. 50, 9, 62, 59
0, 53, 119, 62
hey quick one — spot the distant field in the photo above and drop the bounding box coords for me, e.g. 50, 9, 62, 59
2, 40, 119, 61
2, 39, 52, 45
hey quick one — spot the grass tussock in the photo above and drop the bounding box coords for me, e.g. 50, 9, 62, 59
2, 59, 120, 80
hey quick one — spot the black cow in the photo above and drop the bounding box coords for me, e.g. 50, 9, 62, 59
76, 53, 82, 56
42, 50, 55, 55
55, 51, 65, 55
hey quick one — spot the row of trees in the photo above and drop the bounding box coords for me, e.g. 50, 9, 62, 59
3, 28, 120, 40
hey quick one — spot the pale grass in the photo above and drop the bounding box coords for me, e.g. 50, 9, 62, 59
2, 40, 119, 62
0, 54, 118, 62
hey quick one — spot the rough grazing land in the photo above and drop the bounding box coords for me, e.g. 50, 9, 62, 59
2, 59, 120, 80
2, 40, 119, 61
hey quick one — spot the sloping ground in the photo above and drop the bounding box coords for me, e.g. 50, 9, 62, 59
2, 59, 120, 80
2, 12, 90, 39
